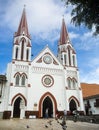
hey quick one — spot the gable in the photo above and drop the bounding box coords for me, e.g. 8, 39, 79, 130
31, 46, 63, 70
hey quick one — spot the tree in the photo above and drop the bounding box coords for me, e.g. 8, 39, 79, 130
62, 0, 99, 35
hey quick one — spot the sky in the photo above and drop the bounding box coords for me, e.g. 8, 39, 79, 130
0, 0, 99, 84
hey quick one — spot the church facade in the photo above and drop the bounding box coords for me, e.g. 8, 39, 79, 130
0, 8, 84, 119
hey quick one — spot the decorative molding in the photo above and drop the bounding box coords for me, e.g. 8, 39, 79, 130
69, 96, 80, 106
72, 49, 76, 54
14, 72, 28, 78
65, 87, 68, 89
10, 83, 13, 86
11, 93, 27, 106
36, 57, 42, 63
53, 59, 59, 65
28, 62, 31, 65
67, 70, 77, 78
32, 67, 63, 75
44, 52, 51, 55
28, 84, 31, 87
12, 61, 15, 64
14, 39, 19, 45
27, 41, 31, 47
15, 65, 29, 72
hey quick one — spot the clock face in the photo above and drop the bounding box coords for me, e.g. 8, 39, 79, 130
43, 55, 52, 64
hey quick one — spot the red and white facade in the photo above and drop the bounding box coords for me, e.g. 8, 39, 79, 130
0, 8, 84, 119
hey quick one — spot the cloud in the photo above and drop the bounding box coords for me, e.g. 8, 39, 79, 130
69, 31, 79, 39
0, 0, 72, 45
89, 58, 99, 68
80, 57, 99, 84
74, 30, 99, 51
80, 67, 99, 84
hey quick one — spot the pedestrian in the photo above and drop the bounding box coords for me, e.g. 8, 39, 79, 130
72, 109, 79, 122
64, 110, 67, 119
55, 109, 59, 120
45, 108, 49, 118
61, 110, 67, 130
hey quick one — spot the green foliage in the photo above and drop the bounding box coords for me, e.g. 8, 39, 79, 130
62, 0, 99, 35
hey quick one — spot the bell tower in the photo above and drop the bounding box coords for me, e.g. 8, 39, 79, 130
58, 18, 77, 67
12, 7, 31, 62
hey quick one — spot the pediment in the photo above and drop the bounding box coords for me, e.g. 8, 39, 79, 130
31, 46, 63, 69
36, 52, 59, 65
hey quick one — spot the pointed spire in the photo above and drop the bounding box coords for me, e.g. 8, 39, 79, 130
15, 6, 30, 39
59, 18, 69, 45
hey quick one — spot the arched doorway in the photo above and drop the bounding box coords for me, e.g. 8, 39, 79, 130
69, 99, 77, 113
39, 92, 57, 118
42, 96, 53, 118
13, 97, 21, 118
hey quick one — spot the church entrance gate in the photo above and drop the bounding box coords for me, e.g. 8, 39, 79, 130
39, 92, 57, 118
13, 97, 25, 119
42, 96, 53, 118
13, 97, 21, 118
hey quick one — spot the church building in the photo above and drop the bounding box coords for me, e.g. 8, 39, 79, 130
0, 8, 84, 119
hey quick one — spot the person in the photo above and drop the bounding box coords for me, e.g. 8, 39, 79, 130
61, 110, 67, 130
63, 110, 67, 120
72, 110, 79, 122
64, 110, 67, 116
55, 109, 59, 120
45, 108, 49, 118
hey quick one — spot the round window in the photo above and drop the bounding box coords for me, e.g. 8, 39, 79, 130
43, 55, 52, 64
42, 75, 54, 87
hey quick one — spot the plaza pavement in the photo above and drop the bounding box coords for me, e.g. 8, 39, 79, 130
0, 118, 99, 130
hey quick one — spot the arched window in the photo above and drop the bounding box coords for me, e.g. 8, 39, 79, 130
58, 48, 60, 53
26, 49, 29, 61
15, 47, 18, 59
67, 78, 71, 89
73, 55, 75, 66
68, 48, 71, 66
21, 40, 24, 60
72, 79, 76, 89
64, 54, 67, 65
21, 75, 25, 86
15, 75, 20, 86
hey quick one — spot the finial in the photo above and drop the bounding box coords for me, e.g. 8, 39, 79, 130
23, 4, 26, 12
62, 14, 64, 18
62, 14, 65, 20
62, 15, 64, 22
24, 4, 26, 8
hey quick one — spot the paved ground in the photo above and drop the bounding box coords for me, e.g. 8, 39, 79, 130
0, 118, 99, 130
